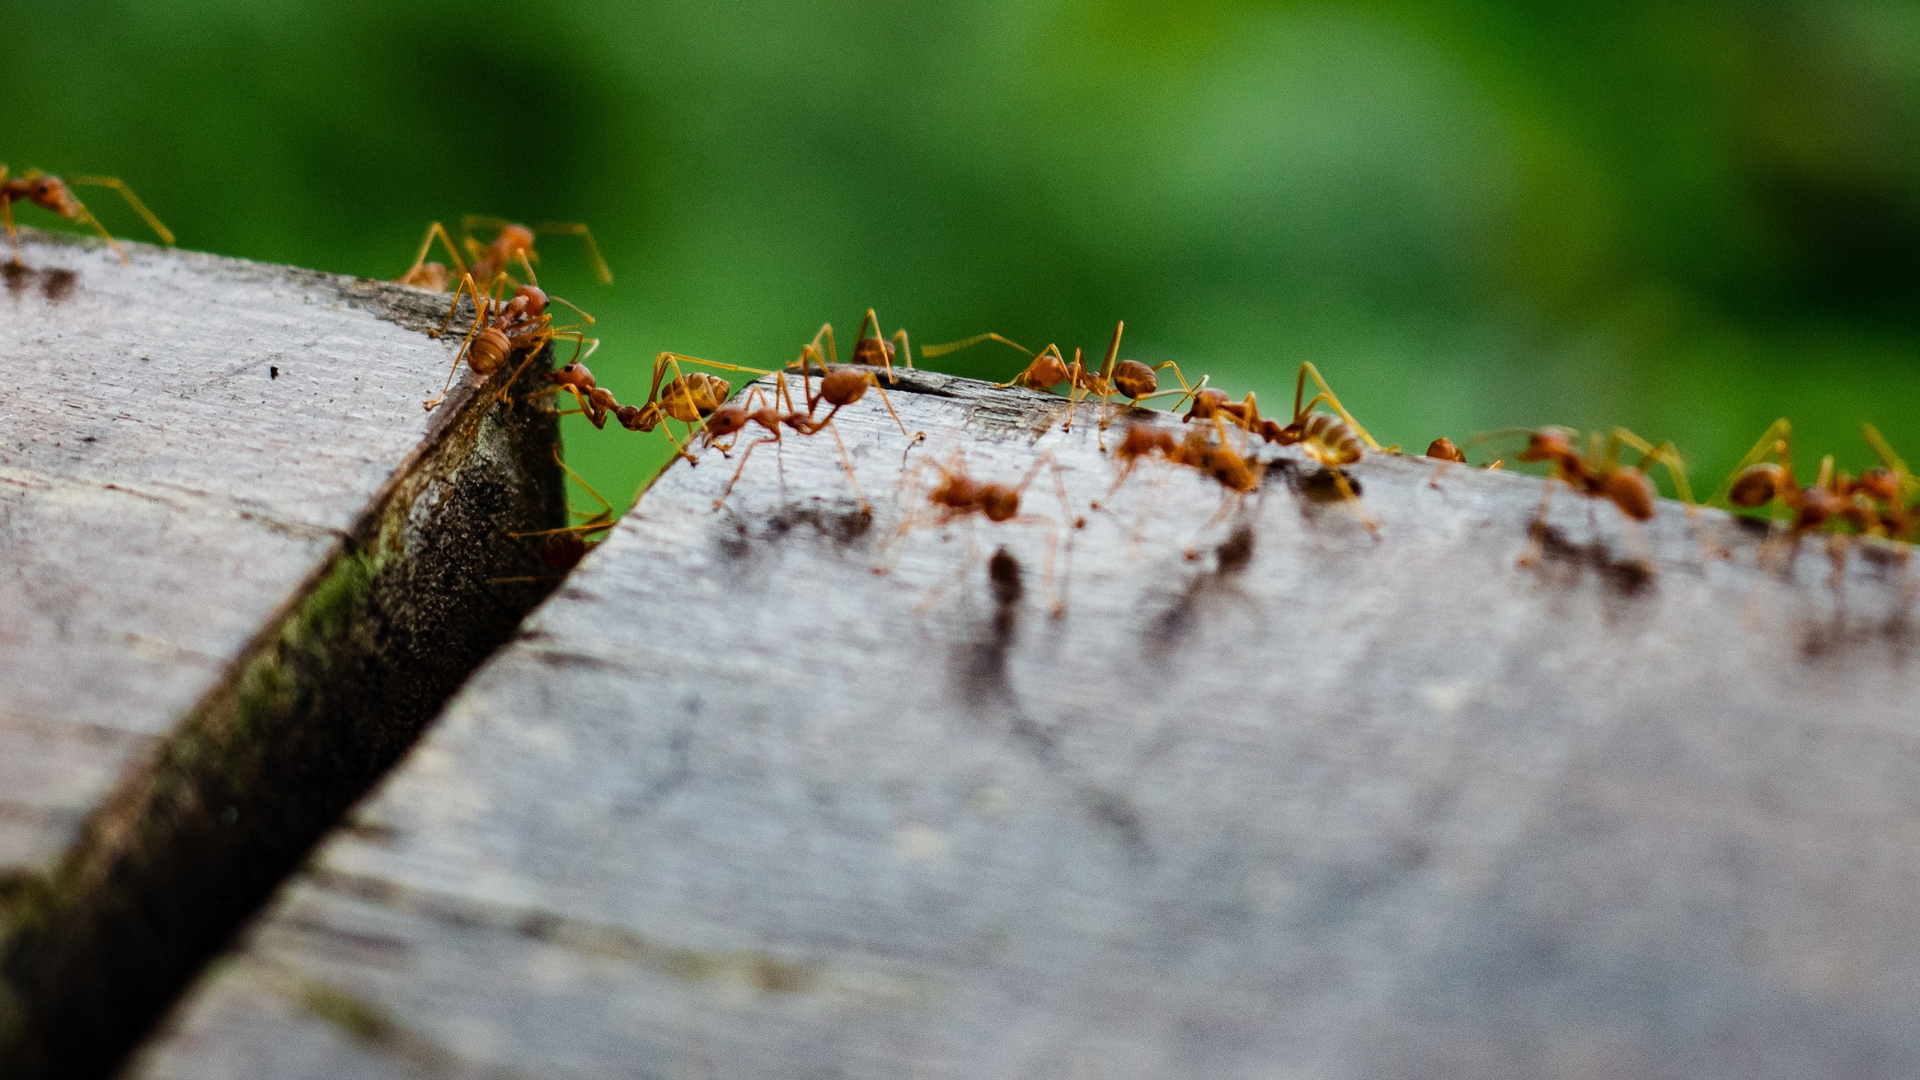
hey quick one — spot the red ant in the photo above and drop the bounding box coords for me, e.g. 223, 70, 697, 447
923, 321, 1194, 439
796, 308, 916, 380
1479, 426, 1693, 567
399, 215, 611, 293
699, 355, 914, 512
1717, 419, 1891, 544
491, 449, 616, 583
2, 166, 173, 266
1423, 436, 1502, 487
1101, 421, 1265, 557
596, 352, 771, 464
881, 450, 1073, 616
1182, 362, 1382, 536
422, 280, 598, 411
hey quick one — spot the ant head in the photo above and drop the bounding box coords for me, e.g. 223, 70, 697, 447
513, 284, 548, 317
1729, 463, 1786, 508
851, 335, 894, 366
1517, 426, 1577, 463
1426, 437, 1467, 463
1110, 359, 1156, 400
1603, 469, 1656, 521
702, 405, 749, 443
495, 224, 536, 254
25, 175, 80, 217
819, 368, 873, 407
981, 483, 1020, 522
550, 361, 594, 387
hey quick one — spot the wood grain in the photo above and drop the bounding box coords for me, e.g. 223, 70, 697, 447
0, 230, 564, 1078
135, 366, 1920, 1080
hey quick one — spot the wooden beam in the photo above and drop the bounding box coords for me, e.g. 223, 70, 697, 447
0, 230, 566, 1078
130, 366, 1920, 1078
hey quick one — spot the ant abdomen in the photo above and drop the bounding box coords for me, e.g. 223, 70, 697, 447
852, 336, 894, 367
468, 327, 513, 375
1603, 470, 1657, 521
541, 532, 589, 570
1282, 412, 1364, 466
819, 369, 872, 407
1427, 437, 1468, 462
1729, 463, 1787, 508
1111, 359, 1157, 400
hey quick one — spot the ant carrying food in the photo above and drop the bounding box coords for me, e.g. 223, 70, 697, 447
1483, 426, 1694, 568
880, 449, 1074, 616
399, 215, 611, 293
923, 321, 1194, 438
2, 166, 173, 265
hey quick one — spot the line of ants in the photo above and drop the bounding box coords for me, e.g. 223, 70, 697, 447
12, 170, 1910, 600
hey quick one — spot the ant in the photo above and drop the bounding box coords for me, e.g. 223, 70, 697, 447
1183, 362, 1382, 536
796, 308, 915, 381
493, 449, 616, 582
399, 215, 611, 293
2, 166, 173, 266
1717, 419, 1891, 544
1481, 426, 1693, 568
923, 321, 1194, 438
1101, 421, 1265, 557
422, 279, 598, 411
594, 352, 772, 464
700, 355, 910, 512
882, 450, 1074, 616
1423, 436, 1501, 487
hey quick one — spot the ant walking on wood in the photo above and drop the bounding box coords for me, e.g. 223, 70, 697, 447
399, 215, 611, 293
701, 350, 922, 512
879, 450, 1074, 616
2, 166, 173, 265
1479, 426, 1694, 568
796, 309, 916, 381
923, 321, 1195, 441
589, 352, 773, 465
422, 279, 598, 411
1102, 420, 1264, 557
487, 449, 616, 585
1716, 419, 1897, 546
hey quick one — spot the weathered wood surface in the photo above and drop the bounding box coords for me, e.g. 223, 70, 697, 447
136, 367, 1920, 1079
0, 229, 563, 1077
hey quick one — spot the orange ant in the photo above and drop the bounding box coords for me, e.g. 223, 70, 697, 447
1479, 426, 1693, 567
882, 450, 1074, 616
1183, 362, 1382, 536
700, 356, 912, 512
422, 280, 598, 411
1716, 419, 1891, 545
923, 321, 1194, 438
399, 215, 611, 293
596, 352, 771, 464
1423, 436, 1501, 487
795, 308, 917, 381
1, 166, 173, 266
1100, 421, 1266, 557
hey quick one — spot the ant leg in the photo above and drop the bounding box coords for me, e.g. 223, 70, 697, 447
866, 381, 926, 449
64, 201, 130, 265
69, 176, 173, 245
1293, 363, 1381, 450
1184, 492, 1243, 560
423, 288, 493, 411
809, 323, 839, 366
544, 293, 597, 327
1320, 463, 1379, 540
923, 332, 1034, 363
713, 435, 781, 510
890, 328, 914, 370
915, 524, 984, 616
534, 221, 613, 284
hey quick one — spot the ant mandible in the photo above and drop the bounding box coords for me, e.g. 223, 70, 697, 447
1, 166, 173, 266
399, 215, 612, 293
1485, 425, 1694, 567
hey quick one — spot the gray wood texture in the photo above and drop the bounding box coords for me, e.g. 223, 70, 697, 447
0, 229, 564, 1077
134, 366, 1920, 1080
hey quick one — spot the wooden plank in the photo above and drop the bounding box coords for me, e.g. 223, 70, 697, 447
132, 366, 1920, 1079
0, 230, 565, 1078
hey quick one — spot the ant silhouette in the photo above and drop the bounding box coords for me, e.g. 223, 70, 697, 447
2, 166, 173, 266
923, 321, 1195, 439
880, 449, 1074, 616
1479, 426, 1693, 568
399, 215, 611, 293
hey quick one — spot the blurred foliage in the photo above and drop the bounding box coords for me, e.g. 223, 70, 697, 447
6, 0, 1920, 511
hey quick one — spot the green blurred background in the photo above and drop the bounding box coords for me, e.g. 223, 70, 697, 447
8, 0, 1920, 510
